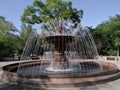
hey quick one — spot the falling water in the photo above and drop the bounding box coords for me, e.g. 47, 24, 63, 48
17, 18, 101, 75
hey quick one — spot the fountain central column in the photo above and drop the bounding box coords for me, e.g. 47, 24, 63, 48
53, 43, 69, 70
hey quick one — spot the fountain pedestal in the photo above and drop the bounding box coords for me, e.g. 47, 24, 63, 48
53, 51, 68, 70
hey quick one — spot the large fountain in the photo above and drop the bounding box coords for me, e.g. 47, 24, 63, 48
1, 19, 120, 88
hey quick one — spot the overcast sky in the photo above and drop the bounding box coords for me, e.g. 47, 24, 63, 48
0, 0, 120, 30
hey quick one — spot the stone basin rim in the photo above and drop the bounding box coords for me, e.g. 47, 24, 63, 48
1, 60, 120, 78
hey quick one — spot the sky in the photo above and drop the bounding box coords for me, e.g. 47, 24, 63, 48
0, 0, 120, 31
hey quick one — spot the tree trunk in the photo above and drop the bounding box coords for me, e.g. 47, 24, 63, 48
117, 46, 119, 56
117, 46, 119, 60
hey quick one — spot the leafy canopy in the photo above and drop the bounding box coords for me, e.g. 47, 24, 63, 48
0, 16, 20, 57
92, 14, 120, 55
21, 0, 83, 24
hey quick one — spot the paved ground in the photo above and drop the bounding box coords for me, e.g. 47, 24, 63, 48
0, 60, 120, 90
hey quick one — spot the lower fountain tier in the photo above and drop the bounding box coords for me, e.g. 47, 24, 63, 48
1, 60, 120, 87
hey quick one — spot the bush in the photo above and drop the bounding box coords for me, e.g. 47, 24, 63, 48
107, 49, 117, 56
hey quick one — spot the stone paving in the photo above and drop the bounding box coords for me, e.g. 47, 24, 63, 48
0, 60, 120, 90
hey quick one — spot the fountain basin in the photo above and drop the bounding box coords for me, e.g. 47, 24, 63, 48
1, 60, 120, 87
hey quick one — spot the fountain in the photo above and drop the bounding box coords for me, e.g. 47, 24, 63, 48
1, 19, 120, 88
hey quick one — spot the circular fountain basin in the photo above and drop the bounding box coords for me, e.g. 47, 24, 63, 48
1, 60, 120, 87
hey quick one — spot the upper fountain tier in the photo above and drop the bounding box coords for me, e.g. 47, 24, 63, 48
44, 26, 75, 45
45, 35, 75, 44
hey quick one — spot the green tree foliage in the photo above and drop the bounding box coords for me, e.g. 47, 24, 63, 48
108, 15, 120, 47
0, 16, 20, 57
92, 14, 120, 56
21, 0, 83, 25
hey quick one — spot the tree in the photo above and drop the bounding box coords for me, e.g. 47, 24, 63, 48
92, 23, 107, 55
92, 14, 120, 56
0, 16, 20, 57
106, 14, 120, 56
21, 0, 83, 26
0, 16, 18, 34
